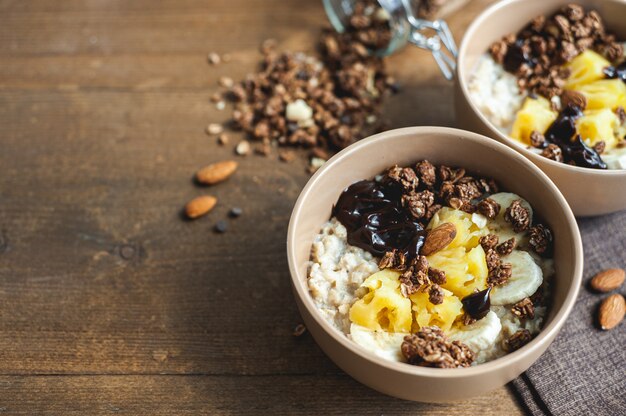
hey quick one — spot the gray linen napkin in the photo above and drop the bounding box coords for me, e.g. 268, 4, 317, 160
510, 210, 626, 416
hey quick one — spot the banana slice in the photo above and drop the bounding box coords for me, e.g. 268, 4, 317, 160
349, 323, 406, 361
491, 250, 543, 305
485, 192, 533, 244
448, 311, 501, 353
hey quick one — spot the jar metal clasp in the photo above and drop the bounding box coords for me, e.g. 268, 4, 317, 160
324, 0, 459, 80
401, 0, 457, 80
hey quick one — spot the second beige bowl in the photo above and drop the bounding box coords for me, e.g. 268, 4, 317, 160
288, 127, 583, 402
455, 0, 626, 217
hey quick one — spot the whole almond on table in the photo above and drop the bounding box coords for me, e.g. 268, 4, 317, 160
185, 196, 217, 219
590, 268, 625, 292
421, 222, 457, 256
598, 294, 625, 330
196, 160, 238, 185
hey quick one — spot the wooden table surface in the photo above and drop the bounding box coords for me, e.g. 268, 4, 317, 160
0, 0, 526, 414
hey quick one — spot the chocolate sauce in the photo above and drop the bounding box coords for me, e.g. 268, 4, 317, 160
333, 180, 425, 259
461, 287, 492, 320
603, 60, 626, 83
543, 105, 607, 169
503, 40, 536, 73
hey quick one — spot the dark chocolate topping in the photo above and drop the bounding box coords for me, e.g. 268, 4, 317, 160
503, 40, 536, 73
543, 105, 607, 169
333, 179, 425, 259
461, 287, 492, 320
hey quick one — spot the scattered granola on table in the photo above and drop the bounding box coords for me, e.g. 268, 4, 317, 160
208, 0, 398, 169
307, 160, 555, 366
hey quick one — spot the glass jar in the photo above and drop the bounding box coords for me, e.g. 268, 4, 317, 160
323, 0, 457, 79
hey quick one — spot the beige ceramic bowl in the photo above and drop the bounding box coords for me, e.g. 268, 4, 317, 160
287, 127, 583, 402
455, 0, 626, 217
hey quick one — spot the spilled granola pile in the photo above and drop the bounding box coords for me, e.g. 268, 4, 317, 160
209, 0, 398, 171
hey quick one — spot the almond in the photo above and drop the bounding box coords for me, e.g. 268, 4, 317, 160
420, 222, 457, 256
560, 90, 587, 110
196, 160, 238, 185
590, 268, 625, 293
185, 196, 217, 219
598, 294, 625, 330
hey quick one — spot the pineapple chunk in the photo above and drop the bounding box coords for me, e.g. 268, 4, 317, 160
427, 246, 468, 289
576, 109, 621, 149
466, 245, 489, 291
428, 207, 487, 249
349, 270, 412, 333
426, 208, 489, 298
427, 245, 488, 298
410, 288, 463, 333
510, 97, 558, 145
565, 50, 611, 89
576, 79, 626, 111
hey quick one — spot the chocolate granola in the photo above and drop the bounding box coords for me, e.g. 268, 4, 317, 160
504, 200, 531, 233
511, 297, 536, 319
504, 329, 533, 352
213, 0, 396, 163
476, 197, 501, 219
401, 327, 474, 368
528, 224, 554, 256
399, 255, 430, 297
496, 237, 517, 256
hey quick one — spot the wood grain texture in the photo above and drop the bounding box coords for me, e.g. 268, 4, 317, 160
0, 0, 524, 413
0, 375, 520, 415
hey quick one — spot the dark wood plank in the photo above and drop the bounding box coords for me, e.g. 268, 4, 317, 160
0, 89, 316, 374
0, 375, 522, 415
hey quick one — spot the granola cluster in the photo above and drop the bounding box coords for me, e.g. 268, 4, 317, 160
489, 3, 623, 98
401, 327, 474, 368
528, 224, 554, 256
504, 329, 533, 352
215, 0, 396, 163
505, 200, 531, 233
511, 297, 536, 319
390, 254, 447, 304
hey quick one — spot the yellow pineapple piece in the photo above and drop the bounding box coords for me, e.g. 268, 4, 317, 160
564, 50, 611, 89
575, 109, 621, 149
428, 207, 487, 249
510, 97, 558, 145
427, 246, 488, 298
410, 288, 463, 333
426, 208, 489, 298
575, 79, 626, 111
349, 270, 412, 333
466, 245, 489, 292
427, 246, 467, 290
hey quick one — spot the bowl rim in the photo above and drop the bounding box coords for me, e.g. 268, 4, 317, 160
287, 126, 583, 378
456, 0, 626, 177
